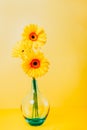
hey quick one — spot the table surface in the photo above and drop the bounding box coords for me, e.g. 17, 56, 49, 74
0, 107, 86, 130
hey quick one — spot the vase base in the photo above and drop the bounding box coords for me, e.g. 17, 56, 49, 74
24, 117, 46, 126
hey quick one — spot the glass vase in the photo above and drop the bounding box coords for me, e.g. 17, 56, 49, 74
21, 78, 50, 126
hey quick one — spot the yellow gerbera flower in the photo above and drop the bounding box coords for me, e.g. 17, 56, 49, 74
12, 40, 32, 59
22, 24, 47, 49
22, 51, 49, 78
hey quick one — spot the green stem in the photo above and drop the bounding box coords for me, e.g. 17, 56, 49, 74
32, 78, 38, 118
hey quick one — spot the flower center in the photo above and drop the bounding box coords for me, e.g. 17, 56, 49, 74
29, 32, 38, 41
22, 50, 24, 52
30, 59, 40, 69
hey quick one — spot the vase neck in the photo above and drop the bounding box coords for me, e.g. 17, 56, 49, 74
32, 78, 38, 93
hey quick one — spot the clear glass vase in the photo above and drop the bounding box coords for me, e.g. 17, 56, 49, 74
21, 78, 50, 126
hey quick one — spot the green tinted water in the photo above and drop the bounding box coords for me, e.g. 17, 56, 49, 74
24, 117, 46, 126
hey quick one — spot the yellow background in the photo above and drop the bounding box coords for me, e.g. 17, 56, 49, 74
0, 0, 87, 129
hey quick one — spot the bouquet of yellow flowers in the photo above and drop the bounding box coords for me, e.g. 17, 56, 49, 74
12, 24, 49, 78
12, 24, 50, 126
